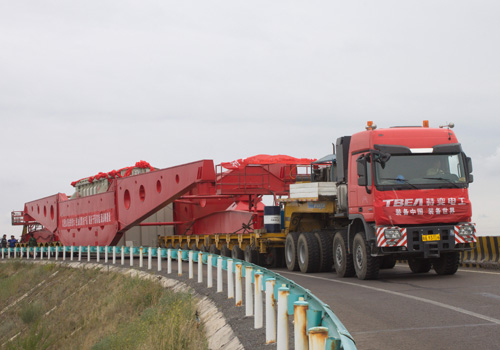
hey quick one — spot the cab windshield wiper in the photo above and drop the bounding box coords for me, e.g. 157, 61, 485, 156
379, 178, 419, 189
423, 177, 461, 188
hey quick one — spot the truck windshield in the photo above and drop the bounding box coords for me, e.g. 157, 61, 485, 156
373, 153, 468, 190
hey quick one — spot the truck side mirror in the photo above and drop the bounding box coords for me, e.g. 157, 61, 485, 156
357, 156, 367, 186
466, 157, 473, 183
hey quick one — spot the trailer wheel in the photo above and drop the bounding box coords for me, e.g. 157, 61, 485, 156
285, 232, 300, 271
314, 231, 333, 272
353, 232, 380, 280
231, 245, 244, 260
244, 245, 259, 264
408, 258, 432, 273
209, 244, 220, 255
220, 244, 231, 257
333, 232, 355, 277
433, 252, 459, 275
297, 232, 320, 273
380, 255, 396, 269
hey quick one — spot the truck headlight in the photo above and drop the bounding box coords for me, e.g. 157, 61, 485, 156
458, 224, 475, 240
385, 228, 402, 240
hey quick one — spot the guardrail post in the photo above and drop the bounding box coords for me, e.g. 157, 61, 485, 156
189, 251, 194, 279
277, 284, 289, 350
8, 247, 11, 259
70, 246, 74, 261
294, 298, 309, 350
112, 247, 116, 264
41, 247, 44, 260
177, 249, 182, 276
245, 266, 253, 317
121, 246, 125, 265
55, 246, 58, 261
47, 246, 51, 260
13, 247, 16, 259
235, 262, 243, 306
325, 337, 341, 350
34, 247, 37, 259
140, 247, 144, 268
207, 254, 213, 288
217, 256, 223, 293
227, 259, 234, 299
105, 246, 108, 263
96, 246, 100, 262
308, 327, 329, 350
167, 249, 172, 274
254, 271, 263, 329
63, 246, 66, 261
26, 247, 30, 260
78, 246, 81, 261
130, 244, 134, 266
148, 247, 152, 270
265, 278, 277, 344
198, 252, 203, 283
87, 245, 91, 262
157, 247, 162, 272
1, 248, 4, 259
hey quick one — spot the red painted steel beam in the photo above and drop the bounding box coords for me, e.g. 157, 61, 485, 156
138, 222, 185, 226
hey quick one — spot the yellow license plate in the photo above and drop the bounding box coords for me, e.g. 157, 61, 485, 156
422, 234, 440, 242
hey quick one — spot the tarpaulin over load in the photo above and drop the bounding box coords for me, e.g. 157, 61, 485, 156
71, 160, 155, 187
221, 154, 316, 170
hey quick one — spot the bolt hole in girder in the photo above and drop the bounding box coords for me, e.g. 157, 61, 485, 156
50, 205, 54, 220
139, 185, 146, 202
156, 180, 162, 193
175, 174, 180, 184
44, 206, 47, 217
124, 189, 131, 209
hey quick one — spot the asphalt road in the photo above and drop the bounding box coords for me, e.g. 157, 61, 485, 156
273, 264, 500, 350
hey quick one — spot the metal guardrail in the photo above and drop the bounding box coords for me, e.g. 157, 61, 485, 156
1, 245, 356, 350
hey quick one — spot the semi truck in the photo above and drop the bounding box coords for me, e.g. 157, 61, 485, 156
12, 121, 475, 280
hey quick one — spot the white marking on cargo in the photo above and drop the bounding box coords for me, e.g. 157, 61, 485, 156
281, 272, 500, 325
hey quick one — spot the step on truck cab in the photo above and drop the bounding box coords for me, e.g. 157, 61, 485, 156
283, 121, 476, 279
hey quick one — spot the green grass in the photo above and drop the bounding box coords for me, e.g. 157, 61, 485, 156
0, 262, 207, 350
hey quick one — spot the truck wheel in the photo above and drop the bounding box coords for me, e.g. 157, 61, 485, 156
244, 245, 259, 264
353, 232, 380, 280
297, 232, 321, 273
285, 232, 300, 271
231, 245, 244, 260
314, 232, 333, 272
333, 232, 355, 277
209, 244, 220, 255
433, 252, 459, 275
408, 258, 432, 273
381, 255, 396, 269
220, 244, 231, 257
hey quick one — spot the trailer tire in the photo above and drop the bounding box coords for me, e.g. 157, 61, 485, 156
433, 252, 459, 275
209, 244, 220, 255
221, 244, 231, 257
333, 232, 355, 277
285, 232, 300, 271
380, 255, 396, 269
297, 232, 321, 273
244, 245, 259, 264
314, 231, 333, 272
353, 232, 380, 280
408, 258, 432, 273
231, 245, 244, 260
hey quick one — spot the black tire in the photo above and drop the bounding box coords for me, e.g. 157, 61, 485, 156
314, 231, 333, 272
244, 245, 259, 264
209, 244, 220, 255
270, 247, 285, 268
297, 232, 321, 273
333, 232, 355, 277
285, 232, 300, 271
408, 258, 432, 273
231, 245, 244, 260
433, 252, 459, 275
380, 255, 397, 269
353, 232, 380, 280
220, 244, 231, 257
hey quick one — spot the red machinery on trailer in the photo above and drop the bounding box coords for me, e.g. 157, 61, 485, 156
12, 156, 313, 246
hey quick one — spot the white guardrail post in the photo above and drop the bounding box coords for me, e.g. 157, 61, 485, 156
245, 265, 253, 317
79, 246, 82, 261
105, 246, 108, 263
96, 246, 99, 262
189, 251, 194, 279
130, 244, 134, 266
198, 252, 203, 283
177, 249, 182, 276
235, 262, 242, 307
140, 247, 144, 268
217, 256, 223, 293
71, 246, 74, 261
265, 278, 277, 345
148, 247, 152, 270
294, 298, 309, 350
55, 246, 58, 261
277, 284, 290, 350
207, 254, 213, 288
87, 245, 90, 262
254, 271, 263, 329
167, 249, 172, 274
309, 327, 329, 350
227, 259, 234, 299
121, 246, 125, 265
157, 247, 162, 272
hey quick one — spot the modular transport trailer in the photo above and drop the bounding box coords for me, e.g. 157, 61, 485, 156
12, 121, 476, 280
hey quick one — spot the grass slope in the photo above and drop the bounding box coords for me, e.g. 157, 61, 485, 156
0, 261, 207, 350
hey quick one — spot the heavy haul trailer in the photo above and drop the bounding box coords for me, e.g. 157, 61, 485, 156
280, 121, 476, 279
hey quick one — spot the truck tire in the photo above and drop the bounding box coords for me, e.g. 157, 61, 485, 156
433, 252, 459, 275
244, 245, 259, 264
220, 244, 231, 257
297, 232, 321, 273
209, 244, 220, 255
408, 258, 432, 273
380, 255, 396, 269
285, 232, 300, 271
231, 245, 244, 260
333, 232, 355, 277
353, 232, 380, 280
314, 231, 333, 272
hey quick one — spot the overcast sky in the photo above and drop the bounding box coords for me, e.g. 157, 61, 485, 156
1, 1, 499, 238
